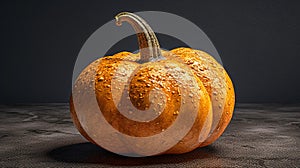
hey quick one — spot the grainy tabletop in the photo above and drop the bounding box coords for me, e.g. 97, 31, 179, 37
0, 104, 299, 168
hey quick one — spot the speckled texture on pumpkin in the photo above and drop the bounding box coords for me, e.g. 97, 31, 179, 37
70, 47, 235, 155
169, 47, 235, 147
71, 50, 213, 155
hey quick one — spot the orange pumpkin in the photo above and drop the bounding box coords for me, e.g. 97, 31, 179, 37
70, 12, 235, 156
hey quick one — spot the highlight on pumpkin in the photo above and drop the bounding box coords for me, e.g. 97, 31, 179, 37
70, 12, 235, 157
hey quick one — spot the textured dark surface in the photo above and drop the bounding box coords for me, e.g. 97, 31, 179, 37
0, 104, 299, 167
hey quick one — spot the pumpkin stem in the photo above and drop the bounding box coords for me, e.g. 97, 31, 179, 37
115, 12, 162, 63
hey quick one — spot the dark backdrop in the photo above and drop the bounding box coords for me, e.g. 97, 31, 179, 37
1, 0, 299, 103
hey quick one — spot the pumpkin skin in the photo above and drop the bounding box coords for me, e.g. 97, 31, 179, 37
167, 48, 235, 147
70, 12, 235, 156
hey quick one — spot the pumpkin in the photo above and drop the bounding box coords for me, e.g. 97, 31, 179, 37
70, 12, 235, 156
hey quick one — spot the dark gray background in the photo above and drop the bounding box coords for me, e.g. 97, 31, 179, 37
1, 0, 299, 103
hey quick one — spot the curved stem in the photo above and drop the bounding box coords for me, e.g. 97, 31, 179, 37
115, 12, 162, 63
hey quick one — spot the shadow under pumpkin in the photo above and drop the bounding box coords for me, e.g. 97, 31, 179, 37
47, 142, 218, 166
